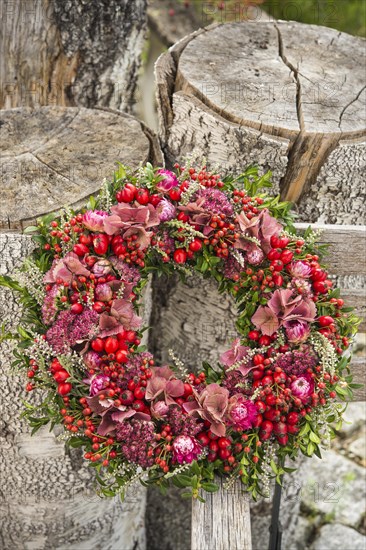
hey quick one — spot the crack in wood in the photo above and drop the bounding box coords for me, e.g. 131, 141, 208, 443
275, 24, 304, 134
338, 85, 366, 131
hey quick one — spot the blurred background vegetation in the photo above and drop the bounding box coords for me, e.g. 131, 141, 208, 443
263, 0, 365, 37
183, 0, 366, 37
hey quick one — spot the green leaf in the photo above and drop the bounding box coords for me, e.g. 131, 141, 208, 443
200, 482, 219, 493
173, 474, 193, 488
309, 431, 321, 444
23, 225, 39, 234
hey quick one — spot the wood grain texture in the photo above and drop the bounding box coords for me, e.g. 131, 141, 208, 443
156, 20, 366, 225
0, 0, 147, 111
0, 106, 154, 230
191, 477, 252, 550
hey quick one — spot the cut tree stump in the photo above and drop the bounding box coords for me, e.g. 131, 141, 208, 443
0, 106, 161, 550
0, 0, 147, 111
0, 106, 161, 230
155, 20, 366, 225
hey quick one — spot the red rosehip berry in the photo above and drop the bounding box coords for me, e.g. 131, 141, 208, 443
91, 338, 105, 352
57, 382, 72, 396
104, 337, 119, 354
173, 249, 187, 264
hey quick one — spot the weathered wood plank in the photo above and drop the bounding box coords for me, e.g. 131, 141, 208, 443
349, 356, 366, 401
294, 223, 366, 277
191, 476, 252, 550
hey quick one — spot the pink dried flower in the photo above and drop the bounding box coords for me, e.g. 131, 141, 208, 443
227, 395, 258, 430
103, 203, 160, 235
151, 400, 169, 419
156, 169, 179, 192
99, 297, 142, 337
236, 208, 282, 254
83, 210, 108, 232
92, 259, 112, 278
284, 320, 310, 343
95, 283, 113, 302
290, 375, 314, 402
158, 198, 177, 221
83, 351, 103, 370
220, 339, 254, 377
172, 435, 201, 464
88, 374, 110, 396
289, 261, 312, 279
251, 289, 316, 336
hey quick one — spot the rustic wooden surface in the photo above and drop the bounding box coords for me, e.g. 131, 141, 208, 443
0, 106, 161, 549
155, 20, 366, 225
0, 106, 159, 230
0, 0, 147, 111
191, 477, 252, 550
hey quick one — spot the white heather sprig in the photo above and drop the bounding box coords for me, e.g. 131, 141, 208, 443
164, 219, 205, 240
260, 442, 277, 497
310, 332, 337, 376
226, 346, 270, 373
99, 178, 113, 212
164, 462, 191, 479
15, 260, 45, 305
231, 249, 246, 267
180, 179, 202, 205
168, 349, 188, 379
115, 282, 125, 300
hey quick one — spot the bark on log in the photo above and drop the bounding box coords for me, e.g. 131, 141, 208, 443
0, 106, 161, 550
0, 0, 147, 111
155, 20, 366, 225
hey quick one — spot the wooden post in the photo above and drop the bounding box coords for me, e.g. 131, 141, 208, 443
0, 0, 147, 111
191, 477, 252, 550
0, 106, 161, 549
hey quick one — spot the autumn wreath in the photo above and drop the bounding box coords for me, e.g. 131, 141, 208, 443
1, 162, 360, 500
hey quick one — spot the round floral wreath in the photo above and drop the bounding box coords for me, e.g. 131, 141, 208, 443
2, 162, 359, 500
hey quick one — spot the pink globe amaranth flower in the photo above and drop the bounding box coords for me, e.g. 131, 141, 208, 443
95, 283, 113, 302
284, 319, 310, 343
290, 375, 314, 402
83, 210, 108, 232
172, 435, 201, 464
158, 198, 177, 222
227, 395, 258, 430
83, 351, 103, 370
289, 261, 312, 279
89, 374, 110, 396
246, 248, 264, 265
92, 259, 112, 277
156, 169, 179, 192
